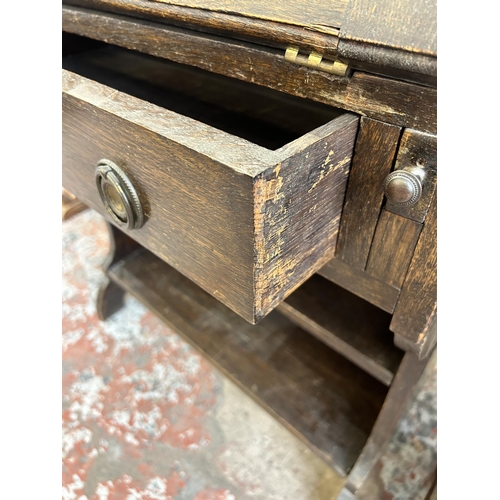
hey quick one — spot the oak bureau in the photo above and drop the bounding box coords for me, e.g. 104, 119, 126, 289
62, 0, 437, 497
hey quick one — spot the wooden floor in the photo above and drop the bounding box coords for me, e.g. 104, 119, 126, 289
109, 248, 389, 475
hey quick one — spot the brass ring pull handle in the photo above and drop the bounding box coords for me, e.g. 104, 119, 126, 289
95, 159, 144, 229
384, 166, 426, 207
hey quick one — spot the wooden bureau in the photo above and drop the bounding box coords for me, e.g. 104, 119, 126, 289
62, 1, 437, 497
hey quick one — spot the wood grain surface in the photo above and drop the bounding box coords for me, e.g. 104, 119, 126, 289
341, 351, 429, 496
149, 0, 348, 32
339, 0, 436, 82
62, 45, 358, 323
335, 117, 402, 269
62, 7, 437, 133
108, 248, 389, 475
366, 210, 422, 289
63, 0, 342, 58
318, 258, 400, 314
391, 196, 437, 358
277, 274, 403, 386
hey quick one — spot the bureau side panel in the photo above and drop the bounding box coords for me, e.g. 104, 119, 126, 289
62, 93, 255, 321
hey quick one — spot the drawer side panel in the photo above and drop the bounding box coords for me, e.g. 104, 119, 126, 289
253, 115, 359, 321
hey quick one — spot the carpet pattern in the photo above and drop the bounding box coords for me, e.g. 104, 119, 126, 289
62, 209, 344, 500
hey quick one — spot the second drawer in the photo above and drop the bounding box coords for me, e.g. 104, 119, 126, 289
62, 42, 359, 323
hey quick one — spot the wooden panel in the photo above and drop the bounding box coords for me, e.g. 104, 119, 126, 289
253, 118, 358, 320
339, 0, 436, 81
108, 248, 389, 475
150, 0, 348, 31
318, 259, 400, 314
277, 274, 403, 386
385, 129, 437, 223
351, 350, 436, 500
391, 196, 437, 358
340, 351, 428, 497
366, 209, 422, 288
62, 46, 358, 323
63, 0, 342, 58
335, 117, 401, 269
62, 6, 437, 134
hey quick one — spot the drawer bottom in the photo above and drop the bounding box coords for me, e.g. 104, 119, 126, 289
108, 248, 388, 475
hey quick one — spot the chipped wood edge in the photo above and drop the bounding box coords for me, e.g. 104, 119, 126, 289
252, 117, 359, 322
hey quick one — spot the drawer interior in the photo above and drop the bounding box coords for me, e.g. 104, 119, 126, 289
62, 34, 344, 150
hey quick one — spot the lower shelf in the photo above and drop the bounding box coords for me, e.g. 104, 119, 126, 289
108, 248, 389, 475
277, 274, 403, 386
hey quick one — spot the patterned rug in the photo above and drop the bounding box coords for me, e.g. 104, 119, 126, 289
62, 209, 343, 500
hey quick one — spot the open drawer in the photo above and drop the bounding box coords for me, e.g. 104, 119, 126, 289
62, 39, 359, 323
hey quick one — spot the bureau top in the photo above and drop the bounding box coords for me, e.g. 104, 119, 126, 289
64, 0, 436, 85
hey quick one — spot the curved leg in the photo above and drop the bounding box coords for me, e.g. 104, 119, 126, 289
96, 223, 142, 320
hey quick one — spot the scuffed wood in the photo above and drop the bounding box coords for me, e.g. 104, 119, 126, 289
150, 0, 348, 32
63, 0, 342, 58
62, 45, 358, 323
366, 209, 422, 288
62, 6, 437, 133
339, 0, 436, 83
318, 258, 400, 314
335, 117, 401, 269
391, 196, 437, 358
253, 115, 358, 321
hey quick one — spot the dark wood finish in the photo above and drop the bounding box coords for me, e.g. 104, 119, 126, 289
366, 209, 422, 289
63, 43, 343, 149
335, 118, 401, 269
61, 3, 438, 497
62, 6, 437, 134
149, 0, 347, 33
348, 350, 436, 499
277, 274, 403, 386
64, 0, 342, 58
108, 247, 389, 475
339, 0, 436, 83
385, 129, 437, 223
391, 196, 437, 359
96, 223, 142, 320
318, 259, 400, 314
62, 45, 358, 323
340, 351, 429, 497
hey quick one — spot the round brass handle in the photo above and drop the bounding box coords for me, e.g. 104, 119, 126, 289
384, 167, 426, 207
95, 159, 144, 229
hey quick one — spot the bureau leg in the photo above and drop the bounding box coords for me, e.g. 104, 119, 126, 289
338, 350, 437, 499
96, 223, 142, 320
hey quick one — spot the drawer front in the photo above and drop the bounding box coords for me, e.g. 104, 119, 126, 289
62, 57, 358, 323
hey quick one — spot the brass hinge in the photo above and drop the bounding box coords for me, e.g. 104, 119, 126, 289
285, 46, 349, 76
